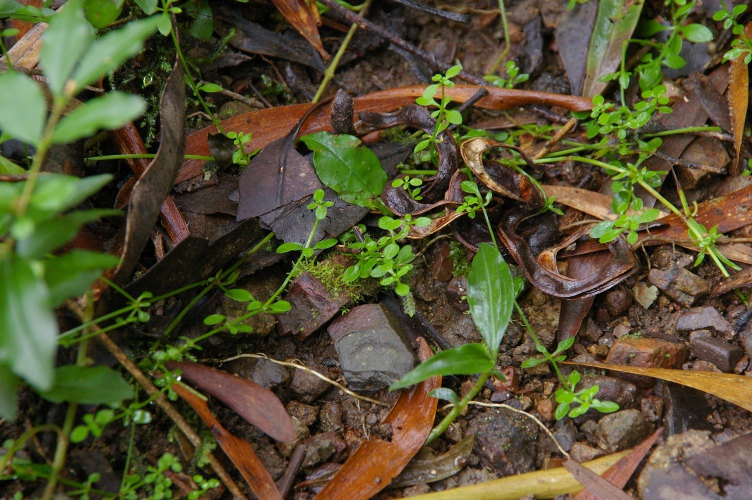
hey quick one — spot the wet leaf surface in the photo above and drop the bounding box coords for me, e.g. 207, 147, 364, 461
389, 435, 475, 488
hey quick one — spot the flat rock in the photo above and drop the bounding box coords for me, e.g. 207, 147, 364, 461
648, 265, 709, 307
569, 442, 604, 463
676, 307, 731, 334
595, 409, 654, 453
690, 336, 743, 373
277, 272, 351, 340
328, 304, 416, 391
605, 337, 688, 387
465, 409, 538, 476
289, 367, 331, 403
224, 357, 289, 389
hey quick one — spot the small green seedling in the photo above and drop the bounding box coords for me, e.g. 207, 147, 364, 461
414, 64, 463, 164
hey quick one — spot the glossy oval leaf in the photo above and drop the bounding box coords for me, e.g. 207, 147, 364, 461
52, 92, 147, 144
38, 365, 133, 404
0, 72, 46, 146
301, 131, 387, 210
390, 343, 493, 390
467, 243, 513, 355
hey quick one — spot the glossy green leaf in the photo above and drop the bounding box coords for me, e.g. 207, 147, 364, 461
0, 252, 58, 391
15, 209, 121, 259
0, 72, 46, 146
583, 0, 644, 97
52, 92, 146, 144
38, 365, 133, 404
0, 155, 24, 175
44, 250, 119, 306
203, 314, 225, 325
301, 132, 387, 210
134, 0, 158, 14
276, 242, 303, 253
467, 243, 513, 355
269, 300, 291, 313
390, 343, 493, 390
681, 23, 713, 43
40, 0, 94, 97
224, 289, 253, 302
71, 16, 160, 94
636, 19, 667, 37
84, 0, 124, 28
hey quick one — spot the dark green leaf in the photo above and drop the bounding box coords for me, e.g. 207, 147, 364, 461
0, 253, 58, 390
71, 16, 160, 93
0, 72, 46, 146
84, 0, 124, 28
44, 250, 119, 306
467, 243, 513, 355
390, 343, 493, 390
38, 365, 133, 404
134, 0, 158, 15
520, 357, 547, 369
16, 209, 121, 260
41, 0, 94, 96
224, 289, 253, 302
636, 19, 667, 37
52, 92, 146, 144
184, 0, 213, 41
26, 174, 113, 222
301, 132, 387, 210
269, 300, 291, 313
276, 242, 303, 253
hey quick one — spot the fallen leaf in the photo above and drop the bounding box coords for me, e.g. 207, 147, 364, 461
573, 427, 663, 500
389, 435, 475, 488
684, 72, 732, 132
727, 26, 750, 176
178, 85, 593, 184
108, 55, 186, 286
563, 361, 752, 414
171, 382, 283, 500
271, 0, 329, 60
542, 185, 669, 221
555, 1, 598, 96
165, 360, 295, 443
564, 459, 634, 500
683, 432, 752, 499
313, 337, 440, 500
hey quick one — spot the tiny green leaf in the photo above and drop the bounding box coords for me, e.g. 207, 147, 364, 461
681, 23, 713, 43
224, 289, 253, 302
390, 343, 494, 390
203, 314, 225, 325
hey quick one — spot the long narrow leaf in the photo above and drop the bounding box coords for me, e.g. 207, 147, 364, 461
390, 343, 493, 390
467, 243, 513, 355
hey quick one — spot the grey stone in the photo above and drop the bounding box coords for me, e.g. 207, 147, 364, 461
277, 272, 351, 340
289, 367, 331, 403
648, 265, 709, 307
676, 307, 731, 334
552, 419, 578, 452
570, 442, 605, 463
225, 357, 289, 389
301, 432, 346, 469
276, 417, 310, 458
318, 402, 343, 433
328, 304, 417, 391
690, 336, 743, 373
595, 409, 655, 453
578, 318, 603, 343
465, 409, 538, 476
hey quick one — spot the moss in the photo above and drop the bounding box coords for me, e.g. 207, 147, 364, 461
292, 255, 377, 303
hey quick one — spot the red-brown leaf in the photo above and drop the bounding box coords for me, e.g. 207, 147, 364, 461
271, 0, 329, 60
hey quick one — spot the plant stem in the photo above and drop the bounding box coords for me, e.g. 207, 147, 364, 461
312, 0, 373, 103
488, 0, 510, 74
399, 169, 437, 175
515, 301, 566, 387
426, 371, 492, 444
642, 126, 722, 138
86, 153, 215, 161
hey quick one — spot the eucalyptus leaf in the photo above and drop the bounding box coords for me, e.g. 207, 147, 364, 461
0, 72, 46, 146
41, 0, 94, 96
71, 16, 160, 93
467, 243, 513, 356
390, 343, 493, 390
0, 252, 58, 391
38, 365, 133, 404
52, 92, 146, 144
301, 132, 387, 210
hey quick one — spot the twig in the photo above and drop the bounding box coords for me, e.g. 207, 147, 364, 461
278, 443, 307, 499
389, 0, 470, 23
65, 302, 246, 499
202, 80, 265, 108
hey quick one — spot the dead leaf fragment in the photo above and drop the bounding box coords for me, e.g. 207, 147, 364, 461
271, 0, 329, 60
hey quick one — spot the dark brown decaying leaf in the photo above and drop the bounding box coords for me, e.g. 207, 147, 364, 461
178, 86, 593, 184
727, 28, 749, 176
542, 185, 668, 221
360, 105, 458, 204
498, 208, 636, 298
564, 459, 634, 500
165, 360, 295, 443
108, 57, 186, 286
313, 337, 440, 500
171, 382, 282, 500
389, 436, 475, 488
460, 137, 545, 207
683, 72, 732, 133
573, 427, 663, 500
564, 361, 752, 413
683, 432, 752, 499
236, 136, 323, 221
271, 0, 329, 61
555, 1, 598, 96
712, 265, 752, 297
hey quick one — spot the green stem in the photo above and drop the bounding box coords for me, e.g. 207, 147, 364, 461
488, 0, 510, 74
426, 371, 492, 445
312, 0, 373, 103
0, 37, 12, 70
399, 169, 438, 176
515, 301, 566, 387
642, 126, 722, 138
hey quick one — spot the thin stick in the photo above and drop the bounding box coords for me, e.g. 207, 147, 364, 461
66, 303, 246, 499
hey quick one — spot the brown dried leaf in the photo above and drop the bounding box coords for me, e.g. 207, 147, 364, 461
728, 27, 750, 176
172, 382, 283, 500
165, 360, 295, 443
108, 57, 186, 285
313, 337, 440, 500
564, 361, 752, 413
573, 427, 663, 500
564, 459, 634, 500
542, 185, 669, 221
271, 0, 329, 61
684, 72, 732, 132
179, 86, 592, 184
